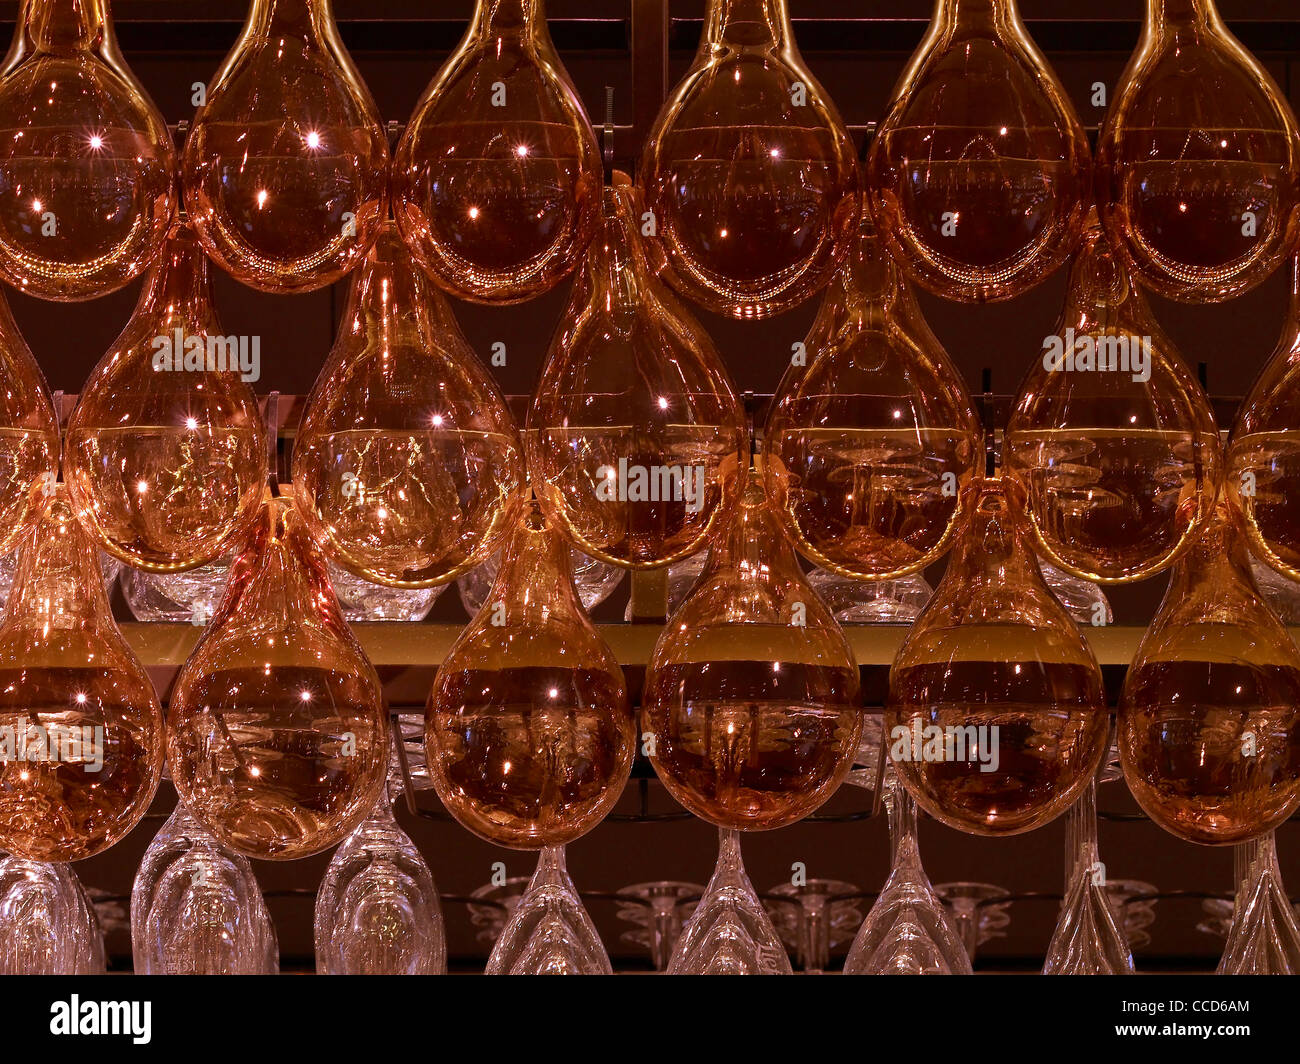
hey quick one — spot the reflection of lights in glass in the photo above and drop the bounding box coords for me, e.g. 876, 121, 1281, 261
0, 0, 174, 299
292, 224, 525, 587
63, 227, 266, 571
643, 475, 861, 831
0, 489, 163, 860
168, 499, 388, 859
179, 0, 387, 293
426, 504, 633, 848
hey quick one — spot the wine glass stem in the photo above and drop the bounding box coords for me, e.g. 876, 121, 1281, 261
366, 791, 397, 827
705, 0, 792, 49
1234, 832, 1270, 903
651, 904, 675, 971
538, 844, 566, 879
717, 827, 743, 874
1066, 779, 1100, 884
804, 897, 830, 973
953, 903, 979, 959
1148, 0, 1214, 28
937, 0, 1006, 30
885, 768, 920, 866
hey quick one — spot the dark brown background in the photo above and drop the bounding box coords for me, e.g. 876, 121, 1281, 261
8, 0, 1300, 971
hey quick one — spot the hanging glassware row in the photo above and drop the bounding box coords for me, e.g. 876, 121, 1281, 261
0, 0, 1295, 309
0, 0, 1298, 974
7, 723, 1296, 975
